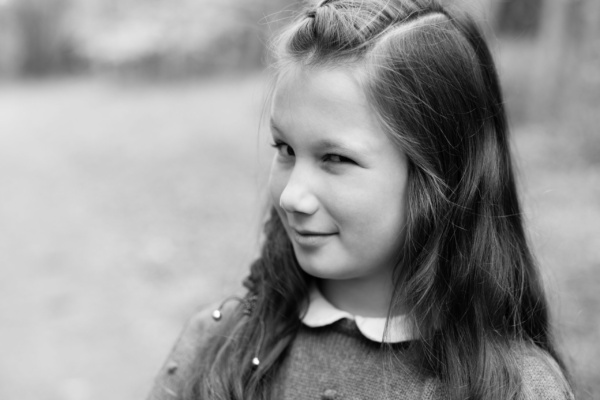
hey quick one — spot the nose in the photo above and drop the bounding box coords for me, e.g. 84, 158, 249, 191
279, 169, 319, 215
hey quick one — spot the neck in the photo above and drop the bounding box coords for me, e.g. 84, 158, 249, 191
317, 272, 399, 318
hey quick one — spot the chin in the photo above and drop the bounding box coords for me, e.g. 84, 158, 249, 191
297, 258, 357, 281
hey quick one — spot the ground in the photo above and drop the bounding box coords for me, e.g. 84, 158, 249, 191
0, 71, 598, 399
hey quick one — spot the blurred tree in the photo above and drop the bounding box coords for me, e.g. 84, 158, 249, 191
529, 0, 570, 120
530, 0, 600, 122
494, 0, 543, 37
577, 0, 600, 105
13, 0, 82, 76
0, 1, 22, 78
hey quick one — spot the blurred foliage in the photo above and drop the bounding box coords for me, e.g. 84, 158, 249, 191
71, 0, 278, 79
1, 0, 598, 87
0, 0, 299, 79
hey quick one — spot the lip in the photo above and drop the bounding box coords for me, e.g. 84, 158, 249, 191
290, 229, 337, 247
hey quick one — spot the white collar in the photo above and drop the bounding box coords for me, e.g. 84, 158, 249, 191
301, 285, 413, 343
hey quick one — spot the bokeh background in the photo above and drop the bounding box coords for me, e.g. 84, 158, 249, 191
0, 0, 598, 399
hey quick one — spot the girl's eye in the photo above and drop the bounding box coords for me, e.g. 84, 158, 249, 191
324, 154, 354, 164
271, 141, 295, 157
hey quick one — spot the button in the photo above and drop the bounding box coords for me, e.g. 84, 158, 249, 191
166, 361, 178, 374
321, 389, 340, 400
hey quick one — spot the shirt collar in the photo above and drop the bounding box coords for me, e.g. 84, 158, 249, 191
301, 285, 413, 343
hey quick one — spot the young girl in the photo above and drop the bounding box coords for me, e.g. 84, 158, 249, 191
148, 0, 573, 399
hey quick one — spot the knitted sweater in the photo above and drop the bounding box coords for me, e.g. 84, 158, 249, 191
147, 302, 573, 400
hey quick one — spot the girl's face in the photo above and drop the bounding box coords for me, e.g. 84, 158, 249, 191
268, 66, 409, 287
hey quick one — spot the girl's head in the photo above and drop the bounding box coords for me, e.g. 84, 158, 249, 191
269, 0, 512, 316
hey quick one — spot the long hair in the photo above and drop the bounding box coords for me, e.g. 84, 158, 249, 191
185, 1, 570, 399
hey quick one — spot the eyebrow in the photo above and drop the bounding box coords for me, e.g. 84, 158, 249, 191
315, 139, 364, 154
269, 118, 369, 155
269, 118, 283, 136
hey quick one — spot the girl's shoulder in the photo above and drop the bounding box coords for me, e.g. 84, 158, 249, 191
515, 344, 574, 400
428, 345, 574, 400
146, 300, 241, 400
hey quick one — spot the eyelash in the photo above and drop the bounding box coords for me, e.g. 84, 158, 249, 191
271, 140, 294, 157
270, 140, 355, 165
324, 154, 353, 164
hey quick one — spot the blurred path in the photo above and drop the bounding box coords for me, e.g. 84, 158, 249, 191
0, 75, 269, 400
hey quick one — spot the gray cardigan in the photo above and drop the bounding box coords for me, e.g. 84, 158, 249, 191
147, 302, 573, 400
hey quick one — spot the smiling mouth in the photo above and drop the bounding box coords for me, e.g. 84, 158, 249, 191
295, 230, 335, 236
290, 229, 337, 247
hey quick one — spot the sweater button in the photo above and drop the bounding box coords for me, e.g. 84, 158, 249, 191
321, 389, 341, 400
166, 361, 178, 374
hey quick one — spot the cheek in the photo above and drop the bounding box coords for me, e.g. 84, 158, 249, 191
334, 175, 408, 237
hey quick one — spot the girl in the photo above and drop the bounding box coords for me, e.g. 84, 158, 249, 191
148, 0, 573, 399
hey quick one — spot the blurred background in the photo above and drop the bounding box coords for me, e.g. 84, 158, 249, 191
0, 0, 598, 399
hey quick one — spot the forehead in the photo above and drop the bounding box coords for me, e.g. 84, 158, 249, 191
272, 65, 367, 114
270, 66, 390, 150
